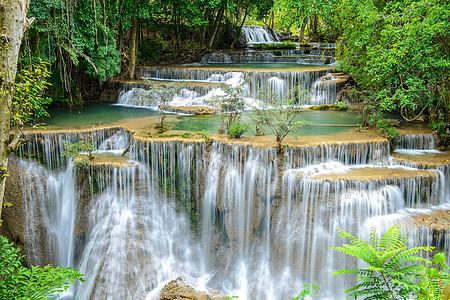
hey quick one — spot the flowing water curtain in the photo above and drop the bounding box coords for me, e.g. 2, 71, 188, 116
10, 129, 450, 299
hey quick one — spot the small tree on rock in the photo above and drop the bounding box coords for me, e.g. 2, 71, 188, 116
209, 81, 247, 134
253, 88, 308, 149
134, 82, 187, 129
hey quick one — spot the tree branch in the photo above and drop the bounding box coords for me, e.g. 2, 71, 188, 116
6, 127, 27, 155
71, 47, 99, 73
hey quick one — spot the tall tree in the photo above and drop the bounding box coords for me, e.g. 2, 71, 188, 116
0, 0, 32, 216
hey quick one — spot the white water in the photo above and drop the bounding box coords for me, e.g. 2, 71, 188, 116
200, 50, 335, 65
242, 26, 279, 44
118, 67, 337, 108
13, 128, 449, 300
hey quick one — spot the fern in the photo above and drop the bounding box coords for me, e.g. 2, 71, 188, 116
331, 226, 449, 299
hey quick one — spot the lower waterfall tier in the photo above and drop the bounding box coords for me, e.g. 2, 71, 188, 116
3, 129, 449, 300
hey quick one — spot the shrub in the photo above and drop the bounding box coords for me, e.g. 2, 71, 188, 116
200, 130, 212, 140
208, 81, 247, 133
254, 88, 308, 148
289, 282, 320, 300
253, 41, 296, 50
227, 121, 250, 139
336, 101, 349, 110
0, 236, 84, 299
62, 140, 95, 168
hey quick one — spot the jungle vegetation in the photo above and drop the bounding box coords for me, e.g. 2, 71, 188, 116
10, 0, 446, 146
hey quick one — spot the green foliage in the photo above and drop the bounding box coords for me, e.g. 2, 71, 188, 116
253, 41, 296, 50
181, 132, 194, 139
62, 140, 95, 167
138, 37, 170, 63
331, 225, 450, 300
375, 117, 398, 141
134, 82, 187, 129
411, 252, 450, 300
336, 0, 450, 145
336, 101, 349, 111
200, 130, 212, 140
10, 59, 51, 124
209, 81, 247, 133
26, 0, 121, 104
253, 88, 308, 146
289, 282, 320, 300
0, 236, 84, 299
429, 119, 450, 146
273, 0, 338, 39
227, 121, 250, 139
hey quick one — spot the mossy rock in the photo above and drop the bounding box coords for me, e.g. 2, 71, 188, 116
309, 104, 338, 110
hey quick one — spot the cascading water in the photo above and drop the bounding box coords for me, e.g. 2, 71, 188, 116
117, 67, 334, 107
200, 50, 335, 65
241, 26, 279, 44
9, 126, 449, 300
309, 74, 338, 105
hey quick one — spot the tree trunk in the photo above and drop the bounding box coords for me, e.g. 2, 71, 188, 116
230, 8, 248, 49
299, 17, 308, 42
128, 17, 138, 79
313, 15, 319, 42
0, 0, 31, 216
208, 5, 226, 50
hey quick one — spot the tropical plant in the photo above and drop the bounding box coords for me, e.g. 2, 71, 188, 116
253, 88, 308, 149
336, 0, 450, 147
0, 235, 84, 299
11, 59, 52, 124
336, 101, 349, 111
289, 281, 320, 300
200, 130, 212, 140
209, 81, 248, 134
331, 225, 450, 300
62, 140, 95, 167
227, 121, 250, 139
134, 82, 187, 129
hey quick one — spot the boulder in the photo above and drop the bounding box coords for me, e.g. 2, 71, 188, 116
160, 277, 225, 300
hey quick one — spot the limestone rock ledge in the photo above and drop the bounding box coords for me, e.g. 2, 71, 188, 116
160, 277, 225, 300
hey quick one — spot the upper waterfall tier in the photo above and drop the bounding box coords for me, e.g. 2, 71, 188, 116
201, 49, 335, 65
128, 66, 334, 106
241, 25, 279, 44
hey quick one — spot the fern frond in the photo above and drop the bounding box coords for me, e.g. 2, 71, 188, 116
333, 268, 373, 277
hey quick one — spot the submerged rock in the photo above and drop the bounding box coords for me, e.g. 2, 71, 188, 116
160, 277, 225, 300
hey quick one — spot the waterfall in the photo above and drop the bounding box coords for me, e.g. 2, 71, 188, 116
241, 26, 279, 44
309, 74, 338, 105
284, 141, 390, 168
200, 50, 335, 65
8, 129, 449, 300
127, 67, 328, 106
395, 134, 436, 150
17, 127, 130, 168
117, 83, 217, 108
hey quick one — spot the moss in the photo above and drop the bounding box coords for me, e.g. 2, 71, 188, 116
309, 104, 338, 110
181, 132, 194, 139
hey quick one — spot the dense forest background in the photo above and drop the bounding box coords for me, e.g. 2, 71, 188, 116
17, 0, 450, 145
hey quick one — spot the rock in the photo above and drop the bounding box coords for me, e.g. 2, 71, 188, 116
161, 105, 217, 115
160, 277, 225, 300
388, 119, 402, 127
